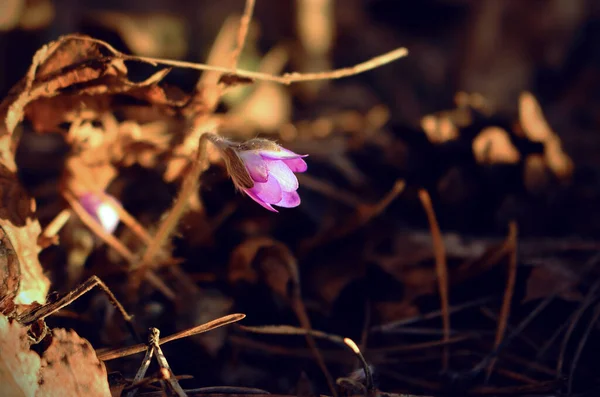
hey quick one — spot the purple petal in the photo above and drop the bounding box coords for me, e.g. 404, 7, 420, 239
259, 147, 307, 160
243, 188, 278, 212
239, 151, 268, 182
79, 192, 120, 233
275, 191, 301, 208
283, 157, 307, 173
267, 160, 298, 192
247, 175, 282, 204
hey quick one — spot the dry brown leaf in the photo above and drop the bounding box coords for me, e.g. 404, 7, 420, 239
523, 266, 583, 304
0, 159, 48, 305
472, 126, 521, 165
0, 314, 41, 396
0, 224, 22, 313
37, 328, 111, 397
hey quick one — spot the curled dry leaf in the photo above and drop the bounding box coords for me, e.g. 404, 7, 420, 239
0, 314, 41, 396
36, 328, 111, 397
0, 143, 48, 306
472, 126, 521, 165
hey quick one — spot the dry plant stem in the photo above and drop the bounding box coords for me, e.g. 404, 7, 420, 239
17, 275, 139, 341
148, 328, 187, 397
291, 298, 338, 397
240, 324, 378, 390
474, 251, 600, 376
418, 189, 450, 372
282, 243, 337, 397
343, 338, 375, 396
63, 189, 176, 300
126, 340, 155, 397
485, 221, 518, 382
133, 133, 212, 284
40, 208, 72, 240
230, 0, 256, 68
97, 313, 246, 361
558, 281, 600, 379
69, 35, 408, 85
568, 302, 600, 394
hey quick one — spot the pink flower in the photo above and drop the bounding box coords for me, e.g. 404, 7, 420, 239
79, 192, 120, 233
237, 147, 308, 212
215, 137, 307, 212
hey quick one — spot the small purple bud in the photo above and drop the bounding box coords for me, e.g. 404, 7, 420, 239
217, 137, 308, 212
79, 192, 120, 234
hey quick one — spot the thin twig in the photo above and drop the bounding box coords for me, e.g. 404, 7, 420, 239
39, 208, 71, 243
485, 221, 518, 382
17, 275, 139, 341
262, 242, 337, 397
126, 339, 155, 397
97, 313, 245, 361
64, 189, 177, 300
132, 133, 211, 285
230, 0, 256, 68
344, 338, 375, 396
65, 34, 408, 85
418, 189, 450, 372
149, 328, 187, 397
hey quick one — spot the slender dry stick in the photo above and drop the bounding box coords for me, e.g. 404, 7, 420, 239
240, 324, 377, 390
98, 313, 245, 361
568, 302, 600, 394
230, 0, 256, 68
66, 34, 408, 85
266, 242, 338, 397
148, 328, 187, 397
344, 338, 375, 397
17, 275, 139, 341
40, 208, 72, 241
418, 189, 450, 372
485, 221, 518, 382
126, 341, 155, 397
291, 298, 338, 397
64, 189, 176, 300
64, 189, 136, 262
132, 133, 213, 284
